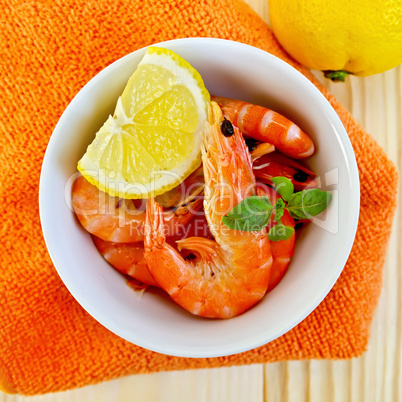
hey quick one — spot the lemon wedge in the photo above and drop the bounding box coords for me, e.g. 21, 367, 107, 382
77, 47, 210, 198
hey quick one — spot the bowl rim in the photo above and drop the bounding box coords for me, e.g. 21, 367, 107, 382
39, 37, 360, 358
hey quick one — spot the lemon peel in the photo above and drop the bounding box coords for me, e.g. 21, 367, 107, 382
269, 0, 402, 78
78, 47, 210, 198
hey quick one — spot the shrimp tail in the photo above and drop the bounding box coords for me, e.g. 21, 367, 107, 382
212, 95, 315, 159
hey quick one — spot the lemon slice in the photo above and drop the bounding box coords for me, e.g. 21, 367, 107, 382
77, 47, 210, 198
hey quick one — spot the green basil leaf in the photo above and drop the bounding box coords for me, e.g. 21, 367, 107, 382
286, 189, 332, 220
271, 176, 294, 202
222, 196, 272, 231
274, 198, 285, 222
268, 221, 295, 241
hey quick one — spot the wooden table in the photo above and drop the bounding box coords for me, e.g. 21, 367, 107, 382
2, 1, 400, 401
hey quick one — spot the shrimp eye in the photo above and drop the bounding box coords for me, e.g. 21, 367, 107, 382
221, 119, 234, 137
293, 170, 309, 182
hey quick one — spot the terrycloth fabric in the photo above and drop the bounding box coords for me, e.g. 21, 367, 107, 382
0, 0, 398, 395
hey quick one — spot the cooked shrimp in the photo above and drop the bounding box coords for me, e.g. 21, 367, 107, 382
143, 102, 272, 319
256, 186, 296, 292
267, 208, 295, 292
72, 170, 203, 243
212, 96, 315, 159
92, 236, 158, 286
92, 211, 212, 287
253, 152, 317, 191
94, 183, 294, 293
73, 149, 313, 244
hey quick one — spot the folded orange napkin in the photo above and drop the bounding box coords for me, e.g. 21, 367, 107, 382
0, 0, 398, 395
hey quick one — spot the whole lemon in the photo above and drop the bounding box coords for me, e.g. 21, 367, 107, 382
269, 0, 402, 80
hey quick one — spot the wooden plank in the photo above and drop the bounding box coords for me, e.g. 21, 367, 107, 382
285, 362, 309, 402
264, 362, 287, 402
0, 366, 263, 402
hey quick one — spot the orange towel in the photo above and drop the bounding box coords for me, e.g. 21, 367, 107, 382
0, 0, 398, 396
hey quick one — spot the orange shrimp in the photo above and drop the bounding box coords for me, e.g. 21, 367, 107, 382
72, 168, 204, 243
143, 102, 272, 319
267, 209, 295, 292
92, 211, 212, 287
94, 187, 294, 293
212, 96, 315, 159
253, 152, 317, 191
92, 236, 158, 286
256, 185, 296, 292
87, 152, 307, 292
73, 150, 314, 244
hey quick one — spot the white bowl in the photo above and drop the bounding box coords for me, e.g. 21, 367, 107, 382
39, 38, 359, 358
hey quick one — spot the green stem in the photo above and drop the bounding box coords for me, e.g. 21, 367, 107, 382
323, 70, 350, 82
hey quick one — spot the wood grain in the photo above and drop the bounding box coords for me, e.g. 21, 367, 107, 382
1, 1, 400, 400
